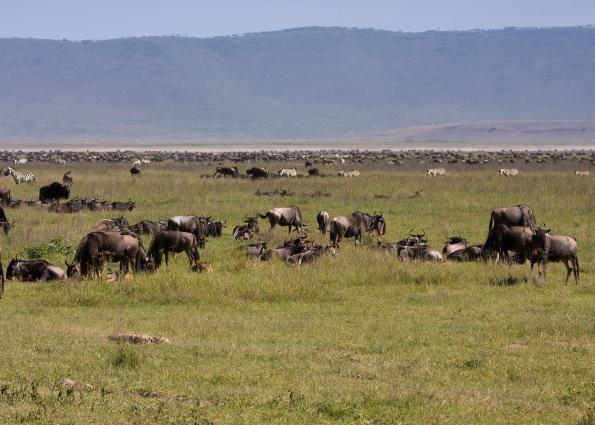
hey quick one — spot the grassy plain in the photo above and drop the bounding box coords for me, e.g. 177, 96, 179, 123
0, 159, 593, 424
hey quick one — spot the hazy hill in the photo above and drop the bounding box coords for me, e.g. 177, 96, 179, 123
1, 26, 595, 140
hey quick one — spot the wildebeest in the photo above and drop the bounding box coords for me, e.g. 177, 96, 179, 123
0, 206, 13, 235
273, 237, 312, 261
147, 231, 199, 269
499, 168, 519, 177
279, 168, 298, 177
259, 206, 304, 234
307, 168, 320, 176
397, 244, 444, 262
130, 220, 168, 235
427, 168, 447, 176
530, 227, 579, 284
168, 215, 209, 238
242, 243, 272, 261
67, 231, 145, 278
397, 230, 428, 247
443, 236, 468, 255
0, 187, 11, 204
94, 217, 130, 232
447, 245, 485, 262
206, 220, 225, 237
214, 166, 239, 178
246, 167, 269, 179
575, 170, 590, 176
112, 200, 135, 211
232, 217, 260, 240
130, 166, 141, 177
6, 259, 65, 282
62, 170, 73, 184
489, 204, 536, 231
329, 212, 385, 246
39, 182, 70, 202
483, 224, 534, 263
287, 245, 336, 265
316, 211, 330, 236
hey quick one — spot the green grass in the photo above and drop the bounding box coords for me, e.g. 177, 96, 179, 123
0, 160, 593, 424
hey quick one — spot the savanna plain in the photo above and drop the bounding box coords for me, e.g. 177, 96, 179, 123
0, 158, 593, 425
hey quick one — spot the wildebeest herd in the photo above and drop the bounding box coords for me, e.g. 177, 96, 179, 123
0, 149, 590, 298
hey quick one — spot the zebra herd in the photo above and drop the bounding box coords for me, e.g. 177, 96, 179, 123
1, 167, 36, 185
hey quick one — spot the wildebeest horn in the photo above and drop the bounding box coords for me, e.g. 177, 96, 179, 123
408, 228, 415, 236
421, 229, 426, 237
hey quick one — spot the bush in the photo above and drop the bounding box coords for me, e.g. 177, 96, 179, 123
21, 238, 73, 259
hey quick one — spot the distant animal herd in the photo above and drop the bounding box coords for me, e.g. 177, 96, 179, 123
0, 151, 591, 298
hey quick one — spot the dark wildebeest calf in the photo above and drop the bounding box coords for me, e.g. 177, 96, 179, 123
530, 227, 579, 284
130, 166, 141, 177
147, 231, 200, 269
259, 206, 305, 234
0, 205, 13, 235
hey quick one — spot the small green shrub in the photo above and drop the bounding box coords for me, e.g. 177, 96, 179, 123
21, 237, 73, 259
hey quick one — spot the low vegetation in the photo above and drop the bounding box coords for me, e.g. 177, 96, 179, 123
0, 159, 592, 424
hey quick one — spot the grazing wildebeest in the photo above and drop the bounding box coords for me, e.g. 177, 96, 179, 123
426, 168, 447, 176
307, 168, 320, 177
39, 182, 70, 202
168, 215, 209, 238
246, 167, 269, 179
147, 231, 199, 269
443, 236, 468, 255
6, 259, 65, 282
329, 212, 385, 247
259, 206, 304, 234
63, 170, 73, 184
483, 224, 534, 263
232, 217, 260, 240
530, 227, 579, 284
279, 168, 298, 177
131, 220, 168, 235
242, 243, 272, 261
94, 217, 130, 232
316, 211, 330, 236
0, 187, 11, 204
130, 166, 141, 177
111, 200, 135, 211
67, 232, 145, 278
488, 204, 536, 231
214, 167, 239, 178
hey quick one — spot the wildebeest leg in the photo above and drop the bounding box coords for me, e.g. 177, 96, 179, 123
164, 252, 169, 269
287, 224, 292, 233
572, 257, 579, 284
563, 259, 572, 285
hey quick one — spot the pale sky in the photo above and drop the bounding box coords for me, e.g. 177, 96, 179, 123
1, 0, 593, 40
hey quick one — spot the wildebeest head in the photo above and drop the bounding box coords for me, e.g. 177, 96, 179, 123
531, 227, 551, 257
5, 258, 20, 280
65, 261, 81, 279
369, 213, 386, 236
196, 235, 207, 249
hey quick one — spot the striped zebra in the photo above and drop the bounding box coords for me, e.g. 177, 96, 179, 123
499, 168, 519, 177
279, 168, 298, 177
13, 158, 28, 165
3, 167, 36, 185
339, 170, 360, 178
575, 170, 590, 176
426, 168, 447, 176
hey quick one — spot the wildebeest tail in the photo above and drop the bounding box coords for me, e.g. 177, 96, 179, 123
258, 213, 268, 219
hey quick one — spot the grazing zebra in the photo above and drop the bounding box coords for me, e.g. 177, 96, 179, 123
499, 168, 519, 177
279, 168, 298, 177
575, 170, 590, 176
3, 167, 35, 185
13, 158, 28, 165
427, 168, 447, 176
141, 159, 151, 165
132, 159, 142, 166
339, 170, 360, 178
